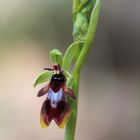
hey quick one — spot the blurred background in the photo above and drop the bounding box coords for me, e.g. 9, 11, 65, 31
0, 0, 140, 140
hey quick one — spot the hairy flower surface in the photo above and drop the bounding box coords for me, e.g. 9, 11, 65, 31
37, 64, 76, 128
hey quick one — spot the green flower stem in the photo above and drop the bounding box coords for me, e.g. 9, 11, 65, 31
64, 72, 80, 140
64, 0, 101, 140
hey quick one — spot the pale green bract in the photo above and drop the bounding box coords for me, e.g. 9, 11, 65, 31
62, 41, 81, 70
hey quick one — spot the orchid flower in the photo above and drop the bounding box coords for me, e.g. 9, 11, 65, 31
37, 64, 76, 128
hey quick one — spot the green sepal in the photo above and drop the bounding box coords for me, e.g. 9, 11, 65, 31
34, 71, 53, 87
62, 69, 73, 88
62, 41, 82, 70
66, 75, 73, 88
50, 49, 63, 66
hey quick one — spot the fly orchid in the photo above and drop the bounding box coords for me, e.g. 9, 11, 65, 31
37, 64, 76, 128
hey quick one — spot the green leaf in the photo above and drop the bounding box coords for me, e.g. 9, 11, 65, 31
50, 49, 63, 66
62, 41, 81, 70
34, 71, 53, 87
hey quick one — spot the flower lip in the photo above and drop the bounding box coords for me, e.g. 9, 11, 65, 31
40, 98, 71, 128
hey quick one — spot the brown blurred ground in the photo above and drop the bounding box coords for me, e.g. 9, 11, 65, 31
0, 0, 140, 140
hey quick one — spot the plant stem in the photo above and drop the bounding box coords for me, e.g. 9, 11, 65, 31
64, 0, 101, 140
64, 72, 80, 140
